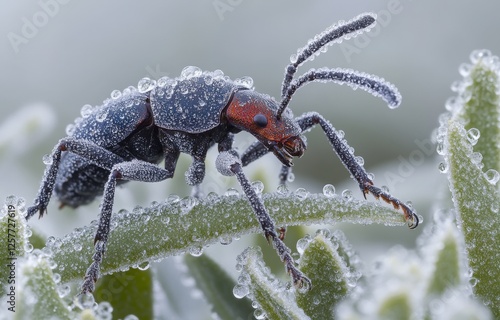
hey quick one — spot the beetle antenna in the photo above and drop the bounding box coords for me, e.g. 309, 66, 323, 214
280, 68, 401, 112
280, 13, 376, 100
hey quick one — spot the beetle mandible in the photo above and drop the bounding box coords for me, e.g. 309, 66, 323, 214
27, 13, 419, 294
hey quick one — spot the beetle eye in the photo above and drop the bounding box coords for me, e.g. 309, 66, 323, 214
253, 113, 268, 128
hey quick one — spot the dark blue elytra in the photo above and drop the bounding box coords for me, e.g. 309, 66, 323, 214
150, 70, 242, 133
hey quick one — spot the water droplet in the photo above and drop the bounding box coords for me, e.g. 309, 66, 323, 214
96, 301, 113, 316
77, 292, 95, 310
355, 156, 364, 166
484, 169, 500, 185
297, 279, 311, 294
65, 124, 75, 136
342, 189, 353, 200
179, 196, 196, 214
322, 184, 336, 197
24, 243, 33, 252
137, 77, 156, 93
73, 242, 83, 252
254, 309, 266, 320
458, 63, 472, 77
438, 162, 448, 173
469, 277, 479, 287
290, 53, 298, 63
157, 77, 169, 88
436, 142, 445, 155
251, 181, 264, 195
445, 96, 459, 111
466, 128, 480, 145
110, 89, 122, 100
287, 172, 295, 182
296, 237, 310, 255
95, 108, 108, 122
233, 284, 249, 299
57, 284, 71, 298
224, 188, 239, 197
188, 246, 203, 257
219, 236, 233, 245
234, 76, 253, 89
295, 188, 309, 201
180, 66, 202, 79
167, 194, 180, 204
138, 261, 150, 271
470, 49, 491, 64
80, 104, 94, 118
42, 154, 53, 165
276, 184, 289, 195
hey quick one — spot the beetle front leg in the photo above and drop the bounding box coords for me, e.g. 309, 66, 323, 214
216, 151, 311, 290
296, 112, 419, 229
81, 160, 172, 294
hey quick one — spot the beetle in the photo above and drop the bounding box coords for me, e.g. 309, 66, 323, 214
27, 12, 418, 294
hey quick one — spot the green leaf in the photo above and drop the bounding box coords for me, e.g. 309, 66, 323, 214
94, 267, 153, 319
425, 217, 463, 296
459, 53, 500, 172
440, 51, 500, 317
296, 230, 359, 319
184, 254, 254, 320
48, 192, 409, 286
16, 258, 77, 320
377, 292, 412, 320
445, 117, 500, 317
237, 247, 309, 320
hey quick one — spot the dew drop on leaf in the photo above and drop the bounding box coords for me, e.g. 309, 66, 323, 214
322, 184, 336, 197
342, 189, 353, 200
295, 188, 309, 201
484, 169, 500, 185
438, 162, 448, 173
232, 284, 249, 299
466, 128, 480, 145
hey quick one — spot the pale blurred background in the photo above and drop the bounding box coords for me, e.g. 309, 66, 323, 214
0, 1, 497, 316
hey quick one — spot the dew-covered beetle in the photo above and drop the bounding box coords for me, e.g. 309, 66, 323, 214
27, 12, 419, 294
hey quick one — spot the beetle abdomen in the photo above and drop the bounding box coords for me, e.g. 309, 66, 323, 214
54, 153, 110, 207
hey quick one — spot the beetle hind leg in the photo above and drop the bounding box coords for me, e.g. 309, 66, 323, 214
80, 159, 172, 294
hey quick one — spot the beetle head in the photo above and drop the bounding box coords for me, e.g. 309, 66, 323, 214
225, 90, 305, 166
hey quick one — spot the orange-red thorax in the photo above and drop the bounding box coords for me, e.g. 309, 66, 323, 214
224, 90, 301, 143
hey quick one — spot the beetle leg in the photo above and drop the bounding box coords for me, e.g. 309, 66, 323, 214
295, 112, 419, 229
27, 137, 125, 220
81, 159, 171, 294
216, 151, 311, 290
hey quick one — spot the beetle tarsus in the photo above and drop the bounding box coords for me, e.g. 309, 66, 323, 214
364, 183, 419, 229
